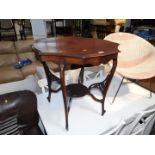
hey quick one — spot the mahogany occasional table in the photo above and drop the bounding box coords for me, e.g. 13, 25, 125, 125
33, 36, 119, 130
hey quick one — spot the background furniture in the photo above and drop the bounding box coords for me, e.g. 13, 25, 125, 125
0, 19, 17, 41
113, 19, 127, 32
72, 19, 92, 37
50, 19, 73, 36
90, 19, 126, 39
104, 32, 155, 102
0, 39, 39, 84
0, 40, 59, 84
0, 90, 44, 135
133, 26, 155, 41
19, 19, 32, 40
90, 19, 112, 39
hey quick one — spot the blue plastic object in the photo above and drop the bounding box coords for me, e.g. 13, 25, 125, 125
134, 29, 155, 40
14, 59, 32, 69
20, 59, 32, 66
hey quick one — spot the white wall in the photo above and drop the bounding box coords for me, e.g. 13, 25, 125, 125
31, 19, 47, 39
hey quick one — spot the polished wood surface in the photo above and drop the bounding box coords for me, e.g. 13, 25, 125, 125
33, 36, 119, 130
33, 36, 119, 65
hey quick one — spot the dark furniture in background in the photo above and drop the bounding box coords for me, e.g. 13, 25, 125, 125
19, 19, 32, 40
50, 19, 73, 36
131, 19, 155, 28
72, 19, 92, 37
0, 90, 45, 135
124, 19, 155, 33
49, 19, 92, 37
90, 19, 114, 39
18, 19, 32, 40
33, 36, 119, 130
0, 19, 17, 41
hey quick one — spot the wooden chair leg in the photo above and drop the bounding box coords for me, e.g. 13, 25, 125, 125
23, 31, 26, 40
19, 30, 23, 40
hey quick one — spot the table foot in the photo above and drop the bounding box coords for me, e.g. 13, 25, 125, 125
101, 109, 106, 116
47, 95, 51, 102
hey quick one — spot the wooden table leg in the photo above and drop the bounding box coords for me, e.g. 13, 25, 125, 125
42, 61, 61, 102
59, 64, 69, 130
78, 66, 84, 84
88, 58, 117, 115
42, 62, 52, 102
101, 58, 117, 115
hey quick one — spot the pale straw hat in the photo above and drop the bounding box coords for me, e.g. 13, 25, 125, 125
104, 32, 155, 80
